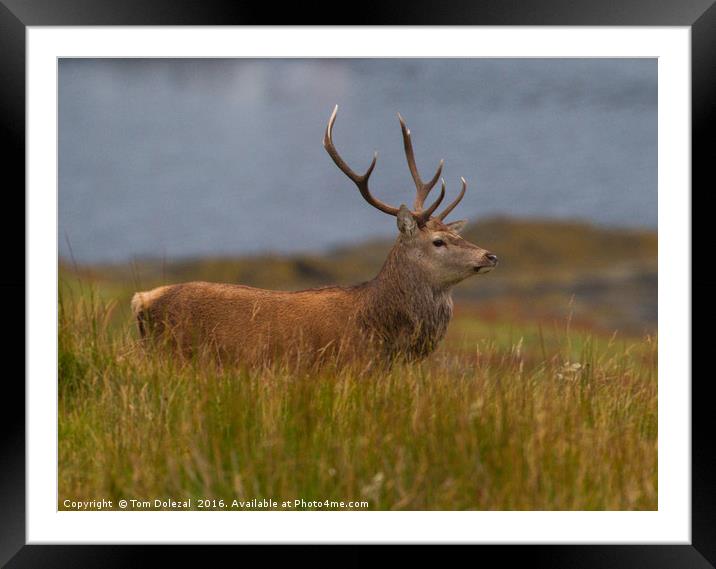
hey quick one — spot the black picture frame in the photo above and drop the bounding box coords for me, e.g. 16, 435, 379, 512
2, 1, 707, 566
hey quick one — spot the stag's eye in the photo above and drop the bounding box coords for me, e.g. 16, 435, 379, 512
432, 239, 445, 247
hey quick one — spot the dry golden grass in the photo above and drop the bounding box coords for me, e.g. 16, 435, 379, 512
58, 278, 657, 511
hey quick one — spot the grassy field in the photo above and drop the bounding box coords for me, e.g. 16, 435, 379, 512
58, 221, 658, 510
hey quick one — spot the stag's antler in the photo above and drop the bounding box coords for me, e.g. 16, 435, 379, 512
437, 177, 467, 221
397, 113, 445, 220
323, 106, 400, 217
323, 106, 466, 225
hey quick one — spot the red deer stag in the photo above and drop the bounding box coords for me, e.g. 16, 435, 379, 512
132, 106, 497, 365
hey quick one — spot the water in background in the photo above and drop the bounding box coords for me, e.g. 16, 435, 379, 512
59, 59, 657, 264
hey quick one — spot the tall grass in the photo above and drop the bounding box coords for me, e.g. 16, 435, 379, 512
58, 281, 657, 510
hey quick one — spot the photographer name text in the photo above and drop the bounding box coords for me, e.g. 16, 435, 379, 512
61, 498, 369, 510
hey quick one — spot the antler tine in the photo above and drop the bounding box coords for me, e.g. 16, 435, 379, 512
437, 177, 468, 221
416, 179, 446, 225
323, 105, 400, 217
397, 113, 444, 211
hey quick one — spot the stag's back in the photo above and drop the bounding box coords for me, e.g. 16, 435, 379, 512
132, 282, 363, 364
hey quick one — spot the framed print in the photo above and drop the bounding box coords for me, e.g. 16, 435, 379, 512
3, 0, 709, 566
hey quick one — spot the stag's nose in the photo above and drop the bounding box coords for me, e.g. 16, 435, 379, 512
486, 253, 498, 265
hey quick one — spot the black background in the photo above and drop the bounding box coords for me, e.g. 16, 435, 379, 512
1, 1, 708, 566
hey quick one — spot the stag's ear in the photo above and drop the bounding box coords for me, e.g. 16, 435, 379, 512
397, 205, 418, 237
446, 219, 467, 235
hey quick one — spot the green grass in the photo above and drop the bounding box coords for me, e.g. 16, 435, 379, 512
58, 276, 657, 511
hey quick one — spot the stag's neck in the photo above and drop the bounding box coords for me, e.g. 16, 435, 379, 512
357, 242, 453, 359
370, 244, 453, 308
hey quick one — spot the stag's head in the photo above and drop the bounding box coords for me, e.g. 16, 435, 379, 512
323, 106, 498, 288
